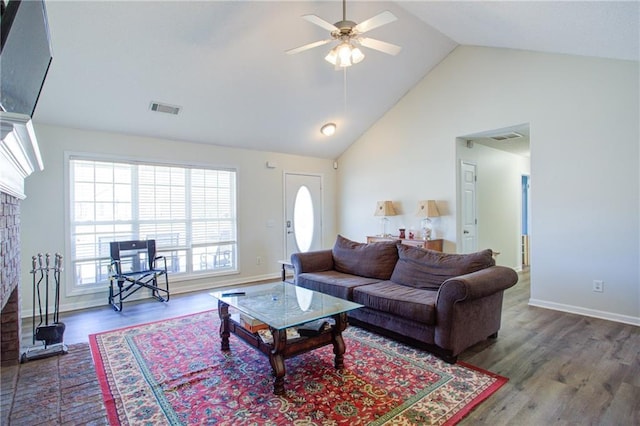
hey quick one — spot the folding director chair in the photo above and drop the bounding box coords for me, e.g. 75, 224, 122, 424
108, 240, 170, 312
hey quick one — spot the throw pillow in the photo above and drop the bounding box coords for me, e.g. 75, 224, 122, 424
332, 235, 399, 280
391, 245, 495, 289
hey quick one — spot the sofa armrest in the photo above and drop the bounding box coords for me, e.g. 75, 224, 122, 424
291, 250, 334, 275
434, 266, 518, 356
436, 266, 518, 307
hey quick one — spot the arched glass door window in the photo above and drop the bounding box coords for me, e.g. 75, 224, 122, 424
293, 185, 314, 252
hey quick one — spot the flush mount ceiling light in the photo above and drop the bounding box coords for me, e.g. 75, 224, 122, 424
286, 0, 401, 69
320, 123, 336, 136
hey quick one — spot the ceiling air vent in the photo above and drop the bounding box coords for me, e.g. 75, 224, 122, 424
490, 132, 523, 141
149, 101, 181, 115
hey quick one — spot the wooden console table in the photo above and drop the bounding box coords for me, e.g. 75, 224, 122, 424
367, 236, 443, 252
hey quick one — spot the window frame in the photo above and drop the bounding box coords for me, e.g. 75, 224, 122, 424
64, 151, 239, 297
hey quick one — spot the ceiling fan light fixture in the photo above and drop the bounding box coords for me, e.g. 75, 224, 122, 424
337, 42, 353, 67
324, 46, 338, 65
325, 42, 365, 68
351, 46, 365, 64
321, 122, 337, 136
286, 1, 400, 69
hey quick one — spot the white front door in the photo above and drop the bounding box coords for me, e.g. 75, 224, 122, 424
460, 161, 478, 253
284, 173, 323, 261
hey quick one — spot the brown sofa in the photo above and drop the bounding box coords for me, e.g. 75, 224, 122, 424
291, 235, 518, 363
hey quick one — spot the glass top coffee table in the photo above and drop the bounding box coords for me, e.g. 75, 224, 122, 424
211, 281, 363, 395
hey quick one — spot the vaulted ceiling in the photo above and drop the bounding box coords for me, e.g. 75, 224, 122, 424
33, 1, 639, 159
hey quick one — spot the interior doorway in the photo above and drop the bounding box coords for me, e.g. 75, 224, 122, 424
521, 174, 531, 266
456, 123, 530, 269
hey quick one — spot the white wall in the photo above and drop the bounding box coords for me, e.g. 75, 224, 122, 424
21, 124, 336, 314
337, 46, 639, 324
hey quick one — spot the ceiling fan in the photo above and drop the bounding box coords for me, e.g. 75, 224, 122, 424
286, 0, 402, 69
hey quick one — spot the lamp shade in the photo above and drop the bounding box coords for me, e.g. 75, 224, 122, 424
417, 200, 440, 218
374, 201, 396, 216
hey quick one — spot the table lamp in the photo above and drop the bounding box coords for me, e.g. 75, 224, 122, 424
417, 200, 440, 240
374, 201, 396, 237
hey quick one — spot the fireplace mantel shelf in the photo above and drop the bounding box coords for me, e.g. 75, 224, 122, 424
0, 112, 44, 200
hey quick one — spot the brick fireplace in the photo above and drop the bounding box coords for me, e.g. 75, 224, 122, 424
1, 192, 22, 366
1, 112, 44, 366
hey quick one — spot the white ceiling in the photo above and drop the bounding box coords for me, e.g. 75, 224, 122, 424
33, 1, 639, 159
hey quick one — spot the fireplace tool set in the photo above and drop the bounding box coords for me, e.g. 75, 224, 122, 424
21, 253, 68, 362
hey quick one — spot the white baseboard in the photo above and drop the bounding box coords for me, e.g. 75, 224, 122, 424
170, 273, 279, 295
29, 273, 281, 318
528, 298, 640, 326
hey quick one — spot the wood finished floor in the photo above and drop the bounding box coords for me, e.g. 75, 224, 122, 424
20, 270, 640, 425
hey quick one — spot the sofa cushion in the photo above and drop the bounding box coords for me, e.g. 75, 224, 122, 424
297, 271, 381, 300
332, 235, 399, 280
352, 281, 437, 325
391, 245, 495, 290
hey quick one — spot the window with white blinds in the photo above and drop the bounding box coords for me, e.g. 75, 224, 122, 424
68, 157, 237, 291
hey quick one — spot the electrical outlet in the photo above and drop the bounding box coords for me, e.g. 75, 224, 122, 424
256, 256, 262, 265
593, 280, 604, 293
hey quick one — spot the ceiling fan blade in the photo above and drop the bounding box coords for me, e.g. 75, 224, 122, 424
354, 11, 397, 34
286, 39, 332, 55
359, 37, 402, 56
302, 14, 339, 32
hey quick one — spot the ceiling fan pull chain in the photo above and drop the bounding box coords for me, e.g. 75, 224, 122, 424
343, 67, 348, 114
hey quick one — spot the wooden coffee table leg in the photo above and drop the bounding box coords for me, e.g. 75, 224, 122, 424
269, 328, 287, 395
332, 313, 347, 369
218, 300, 230, 351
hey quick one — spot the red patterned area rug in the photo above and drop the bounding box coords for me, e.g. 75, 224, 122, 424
90, 310, 506, 425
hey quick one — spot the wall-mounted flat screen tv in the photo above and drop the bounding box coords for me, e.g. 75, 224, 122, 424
1, 0, 53, 117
